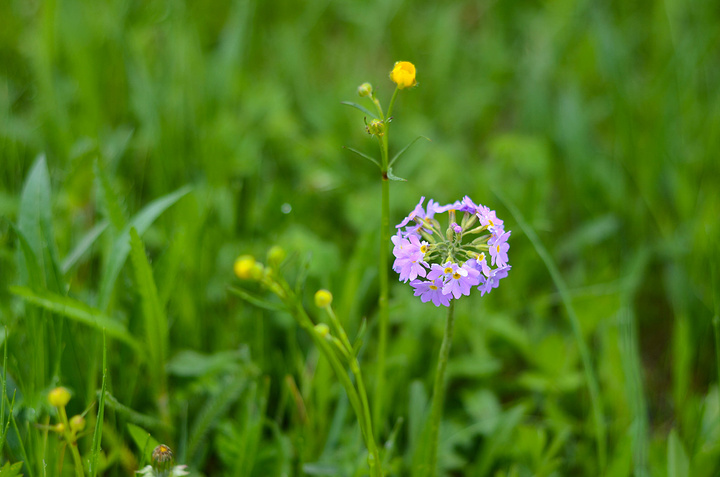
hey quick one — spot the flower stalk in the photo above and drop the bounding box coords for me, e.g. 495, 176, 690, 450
425, 300, 455, 477
232, 257, 382, 476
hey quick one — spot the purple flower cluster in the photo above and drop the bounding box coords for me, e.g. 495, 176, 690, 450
392, 196, 511, 306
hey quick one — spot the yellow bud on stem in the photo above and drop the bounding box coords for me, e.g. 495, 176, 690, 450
48, 387, 71, 407
314, 289, 333, 308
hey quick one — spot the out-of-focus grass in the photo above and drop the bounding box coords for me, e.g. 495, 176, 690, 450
1, 0, 719, 475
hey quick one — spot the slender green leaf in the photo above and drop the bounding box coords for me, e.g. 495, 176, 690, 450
102, 392, 167, 431
342, 146, 380, 168
388, 135, 431, 168
94, 161, 127, 232
187, 374, 247, 462
228, 286, 288, 312
9, 286, 140, 351
127, 423, 161, 465
667, 429, 689, 477
129, 227, 167, 389
340, 101, 378, 119
97, 185, 192, 310
89, 332, 108, 477
61, 220, 109, 274
6, 391, 33, 477
9, 222, 43, 290
495, 188, 606, 471
18, 154, 64, 293
386, 167, 407, 182
0, 329, 8, 453
352, 318, 367, 356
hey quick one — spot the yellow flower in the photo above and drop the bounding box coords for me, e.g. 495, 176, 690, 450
390, 61, 417, 89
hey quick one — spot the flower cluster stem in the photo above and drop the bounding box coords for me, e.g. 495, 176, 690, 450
426, 300, 456, 477
373, 87, 398, 439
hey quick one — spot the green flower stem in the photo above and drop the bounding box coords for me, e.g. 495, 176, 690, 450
58, 406, 85, 477
426, 300, 456, 477
370, 87, 397, 440
374, 175, 390, 438
386, 87, 400, 124
275, 279, 382, 477
323, 307, 378, 473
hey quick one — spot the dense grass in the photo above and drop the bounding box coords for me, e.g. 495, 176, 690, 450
1, 0, 720, 475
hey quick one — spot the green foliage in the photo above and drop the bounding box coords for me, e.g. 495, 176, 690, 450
1, 0, 719, 475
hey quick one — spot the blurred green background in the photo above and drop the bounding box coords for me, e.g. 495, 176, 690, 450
1, 0, 719, 475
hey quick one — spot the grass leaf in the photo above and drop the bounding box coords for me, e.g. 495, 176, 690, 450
17, 154, 64, 293
9, 286, 140, 351
97, 185, 192, 310
61, 220, 109, 274
129, 227, 168, 390
495, 188, 607, 471
89, 332, 108, 477
667, 429, 689, 477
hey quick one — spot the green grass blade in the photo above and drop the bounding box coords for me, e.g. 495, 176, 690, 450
94, 161, 128, 233
6, 391, 33, 477
101, 392, 167, 431
0, 327, 7, 452
618, 252, 650, 477
61, 220, 109, 274
667, 429, 689, 477
17, 154, 64, 293
97, 185, 192, 310
9, 222, 43, 290
129, 227, 168, 393
89, 332, 108, 477
187, 374, 247, 463
9, 286, 140, 351
494, 188, 607, 471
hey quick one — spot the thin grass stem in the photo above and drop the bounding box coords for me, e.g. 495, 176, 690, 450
495, 188, 607, 472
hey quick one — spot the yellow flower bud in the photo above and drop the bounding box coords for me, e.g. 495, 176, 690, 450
390, 61, 417, 89
234, 255, 258, 280
52, 422, 65, 433
365, 119, 385, 137
70, 415, 86, 433
314, 289, 333, 308
267, 246, 286, 268
48, 387, 71, 407
357, 82, 373, 97
314, 323, 330, 337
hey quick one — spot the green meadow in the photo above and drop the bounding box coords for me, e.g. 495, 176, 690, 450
1, 0, 719, 475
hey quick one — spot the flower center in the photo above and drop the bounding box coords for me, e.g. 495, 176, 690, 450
429, 284, 438, 290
